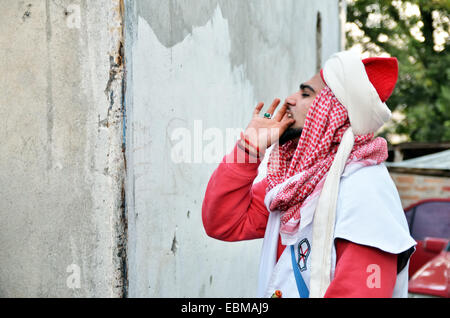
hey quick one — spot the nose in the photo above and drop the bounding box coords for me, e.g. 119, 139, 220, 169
285, 97, 296, 106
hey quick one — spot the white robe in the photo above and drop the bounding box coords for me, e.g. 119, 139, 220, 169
258, 163, 416, 298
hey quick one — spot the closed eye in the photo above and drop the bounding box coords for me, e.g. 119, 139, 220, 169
299, 83, 315, 98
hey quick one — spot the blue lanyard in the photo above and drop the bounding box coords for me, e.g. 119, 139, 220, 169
290, 245, 310, 298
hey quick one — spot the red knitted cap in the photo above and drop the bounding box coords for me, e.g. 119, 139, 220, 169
320, 56, 399, 103
362, 57, 398, 103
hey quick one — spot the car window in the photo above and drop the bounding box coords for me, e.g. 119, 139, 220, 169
405, 200, 450, 241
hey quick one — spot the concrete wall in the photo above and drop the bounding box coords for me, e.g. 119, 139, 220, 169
0, 0, 126, 297
0, 0, 342, 297
125, 0, 342, 297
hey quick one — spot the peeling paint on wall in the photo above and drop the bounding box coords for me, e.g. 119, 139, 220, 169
126, 0, 342, 297
128, 6, 258, 297
136, 0, 341, 103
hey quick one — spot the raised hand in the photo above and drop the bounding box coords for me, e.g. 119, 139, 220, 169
241, 98, 296, 157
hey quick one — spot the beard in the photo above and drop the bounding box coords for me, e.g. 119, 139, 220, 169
279, 127, 303, 146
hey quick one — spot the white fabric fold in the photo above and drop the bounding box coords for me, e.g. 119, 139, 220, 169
309, 127, 355, 297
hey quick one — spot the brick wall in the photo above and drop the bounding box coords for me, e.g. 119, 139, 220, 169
390, 172, 450, 210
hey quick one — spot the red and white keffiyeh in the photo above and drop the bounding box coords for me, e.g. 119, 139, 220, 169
266, 86, 388, 240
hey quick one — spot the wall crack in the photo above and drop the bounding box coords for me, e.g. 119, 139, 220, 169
105, 0, 128, 298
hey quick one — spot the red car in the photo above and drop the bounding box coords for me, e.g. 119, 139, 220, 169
404, 199, 450, 298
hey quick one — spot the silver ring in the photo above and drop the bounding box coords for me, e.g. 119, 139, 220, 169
263, 113, 272, 119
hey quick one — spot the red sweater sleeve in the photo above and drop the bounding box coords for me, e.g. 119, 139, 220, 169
202, 142, 269, 241
324, 239, 398, 298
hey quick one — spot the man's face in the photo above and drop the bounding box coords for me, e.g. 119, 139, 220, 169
279, 73, 326, 145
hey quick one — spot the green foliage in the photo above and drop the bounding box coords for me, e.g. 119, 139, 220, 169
346, 0, 450, 143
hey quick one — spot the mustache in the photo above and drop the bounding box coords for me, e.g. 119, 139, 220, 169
279, 127, 303, 145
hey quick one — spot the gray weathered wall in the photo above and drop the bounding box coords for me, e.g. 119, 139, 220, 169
0, 0, 125, 297
125, 0, 342, 297
0, 0, 342, 298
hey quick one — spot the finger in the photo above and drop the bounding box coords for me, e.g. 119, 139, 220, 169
273, 103, 288, 122
253, 102, 264, 118
282, 118, 296, 129
265, 98, 281, 117
280, 113, 296, 129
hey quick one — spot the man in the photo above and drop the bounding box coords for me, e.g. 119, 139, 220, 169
202, 51, 416, 298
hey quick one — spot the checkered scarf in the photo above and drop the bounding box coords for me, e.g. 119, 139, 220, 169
266, 86, 388, 238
